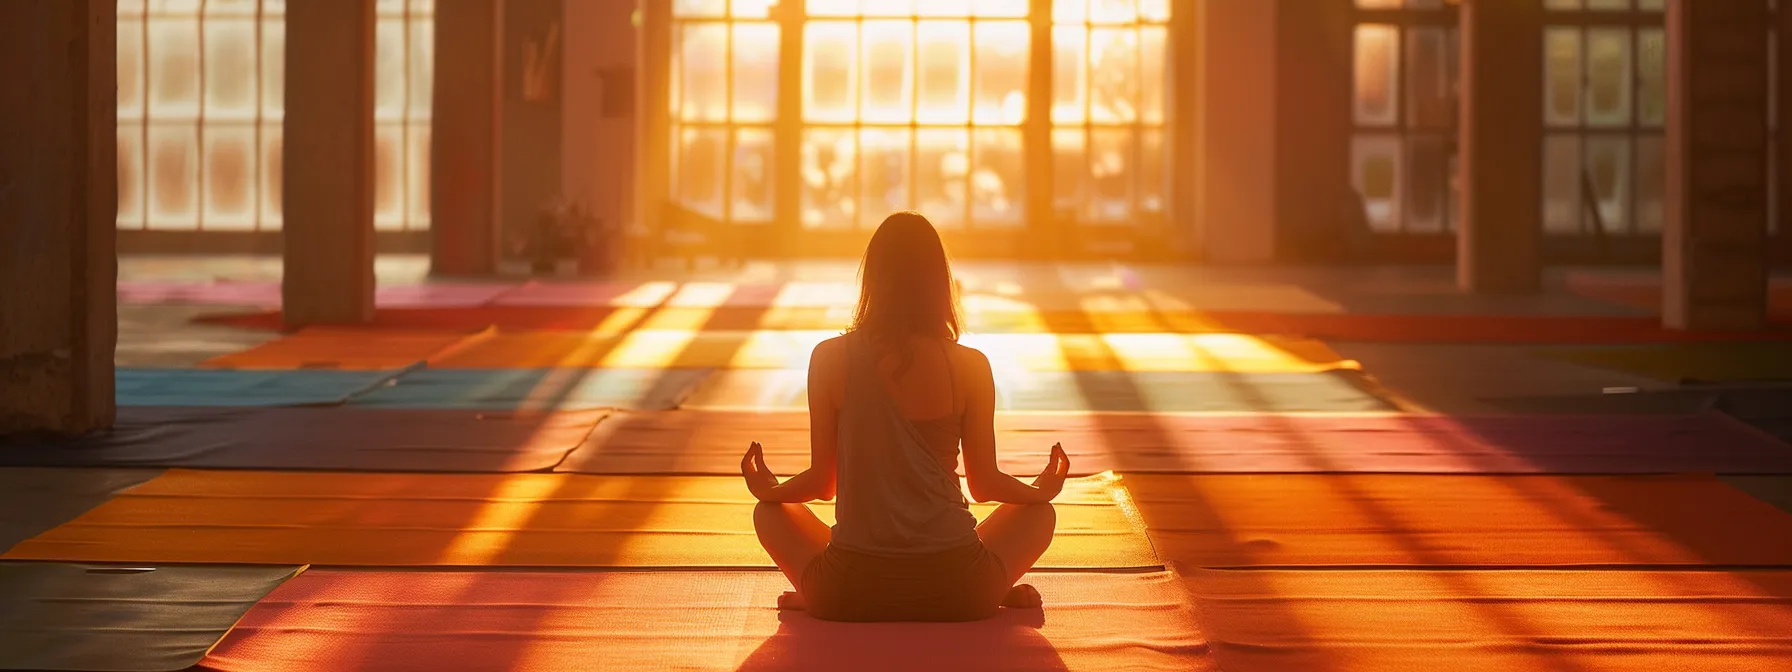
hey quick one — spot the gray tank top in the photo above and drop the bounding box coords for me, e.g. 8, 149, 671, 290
829, 334, 981, 556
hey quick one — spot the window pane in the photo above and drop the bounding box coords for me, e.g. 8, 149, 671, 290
680, 23, 729, 122
375, 17, 408, 121
1634, 135, 1664, 233
409, 17, 434, 119
1088, 128, 1133, 222
915, 128, 968, 228
1404, 27, 1454, 129
733, 128, 775, 222
862, 21, 915, 123
203, 124, 257, 229
408, 124, 430, 228
972, 0, 1029, 18
860, 128, 912, 228
801, 128, 857, 228
1585, 28, 1633, 127
674, 0, 726, 17
1052, 128, 1086, 213
1090, 0, 1137, 24
1088, 27, 1138, 123
1404, 135, 1448, 232
732, 0, 776, 18
1138, 128, 1165, 214
148, 16, 200, 116
1139, 26, 1167, 124
917, 21, 971, 124
118, 129, 145, 228
1544, 28, 1583, 126
732, 22, 780, 123
1354, 24, 1399, 126
374, 124, 404, 230
147, 123, 200, 229
204, 19, 258, 119
1051, 25, 1088, 123
1055, 0, 1088, 22
261, 122, 283, 227
262, 16, 285, 116
1140, 0, 1169, 22
971, 128, 1024, 227
973, 21, 1030, 125
804, 22, 859, 123
680, 126, 728, 219
1542, 134, 1582, 233
119, 17, 145, 117
1637, 28, 1666, 126
1352, 135, 1402, 232
1585, 135, 1631, 232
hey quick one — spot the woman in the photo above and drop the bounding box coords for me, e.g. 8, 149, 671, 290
742, 211, 1069, 622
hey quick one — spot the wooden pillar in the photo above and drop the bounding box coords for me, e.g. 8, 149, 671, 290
771, 0, 805, 255
1195, 0, 1277, 263
1025, 0, 1056, 258
431, 0, 503, 276
1169, 0, 1202, 257
1663, 0, 1772, 330
1273, 0, 1354, 263
0, 0, 116, 435
1457, 0, 1544, 293
562, 0, 636, 250
282, 0, 376, 325
637, 0, 673, 261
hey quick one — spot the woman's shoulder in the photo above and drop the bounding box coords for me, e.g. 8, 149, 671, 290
945, 339, 991, 369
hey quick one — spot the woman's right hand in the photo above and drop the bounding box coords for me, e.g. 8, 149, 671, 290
1031, 443, 1070, 502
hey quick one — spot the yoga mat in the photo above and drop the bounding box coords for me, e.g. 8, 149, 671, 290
347, 367, 712, 411
0, 407, 605, 473
0, 562, 302, 672
117, 280, 281, 307
0, 468, 161, 554
1536, 343, 1792, 383
556, 410, 1792, 476
116, 304, 281, 368
432, 330, 1355, 373
1722, 476, 1792, 516
200, 328, 484, 370
6, 471, 1155, 569
1123, 473, 1792, 567
116, 368, 405, 407
1184, 568, 1792, 672
682, 369, 1396, 413
197, 570, 1209, 672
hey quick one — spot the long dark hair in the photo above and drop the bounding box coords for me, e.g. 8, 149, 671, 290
850, 212, 963, 372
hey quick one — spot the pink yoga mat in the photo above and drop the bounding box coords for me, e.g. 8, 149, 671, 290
556, 410, 1792, 475
195, 570, 1209, 672
118, 281, 516, 309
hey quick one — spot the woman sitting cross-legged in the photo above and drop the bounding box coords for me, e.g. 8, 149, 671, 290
742, 211, 1069, 623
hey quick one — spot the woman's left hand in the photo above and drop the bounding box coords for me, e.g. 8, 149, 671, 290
740, 442, 780, 500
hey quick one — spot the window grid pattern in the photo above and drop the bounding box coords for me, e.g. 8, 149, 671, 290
669, 1, 780, 227
1052, 0, 1171, 227
116, 0, 435, 233
1541, 0, 1667, 237
1350, 0, 1459, 234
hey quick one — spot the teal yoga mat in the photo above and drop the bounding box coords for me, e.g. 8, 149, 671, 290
347, 367, 715, 411
0, 562, 302, 672
117, 368, 407, 407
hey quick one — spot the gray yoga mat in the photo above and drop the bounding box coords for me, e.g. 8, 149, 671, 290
117, 368, 408, 407
0, 468, 162, 555
0, 562, 302, 672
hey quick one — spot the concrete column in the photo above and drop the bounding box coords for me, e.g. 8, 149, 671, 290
636, 0, 673, 260
562, 0, 636, 247
1195, 0, 1277, 263
1024, 0, 1056, 258
0, 0, 117, 435
282, 0, 376, 325
1663, 0, 1772, 330
1457, 0, 1544, 293
1273, 0, 1354, 263
431, 0, 504, 276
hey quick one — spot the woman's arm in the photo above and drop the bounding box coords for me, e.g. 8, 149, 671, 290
960, 349, 1064, 505
753, 339, 841, 503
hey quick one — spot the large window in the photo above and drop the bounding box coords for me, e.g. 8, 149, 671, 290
1541, 0, 1666, 237
116, 0, 435, 233
1350, 0, 1458, 234
666, 0, 1171, 233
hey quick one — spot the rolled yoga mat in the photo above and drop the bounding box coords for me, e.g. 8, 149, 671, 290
0, 407, 607, 473
1182, 568, 1792, 672
196, 569, 1208, 672
4, 471, 1158, 570
0, 562, 303, 672
681, 369, 1397, 414
555, 410, 1792, 476
346, 367, 714, 412
1122, 473, 1792, 567
116, 368, 409, 407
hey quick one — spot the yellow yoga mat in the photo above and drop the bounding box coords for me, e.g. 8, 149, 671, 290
5, 470, 1158, 570
1536, 343, 1792, 383
1185, 569, 1792, 672
1124, 473, 1792, 567
431, 329, 1354, 373
202, 328, 483, 370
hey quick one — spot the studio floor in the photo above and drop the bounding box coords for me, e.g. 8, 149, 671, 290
7, 256, 1792, 671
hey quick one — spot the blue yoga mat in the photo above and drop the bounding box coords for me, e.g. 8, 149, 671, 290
117, 368, 407, 407
347, 367, 714, 411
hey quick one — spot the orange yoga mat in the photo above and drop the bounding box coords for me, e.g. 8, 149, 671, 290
1185, 569, 1792, 672
429, 329, 1355, 373
1124, 473, 1792, 567
5, 471, 1157, 569
201, 328, 484, 370
198, 570, 1210, 672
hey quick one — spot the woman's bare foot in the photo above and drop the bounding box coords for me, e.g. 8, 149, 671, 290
1002, 584, 1042, 609
777, 591, 807, 611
